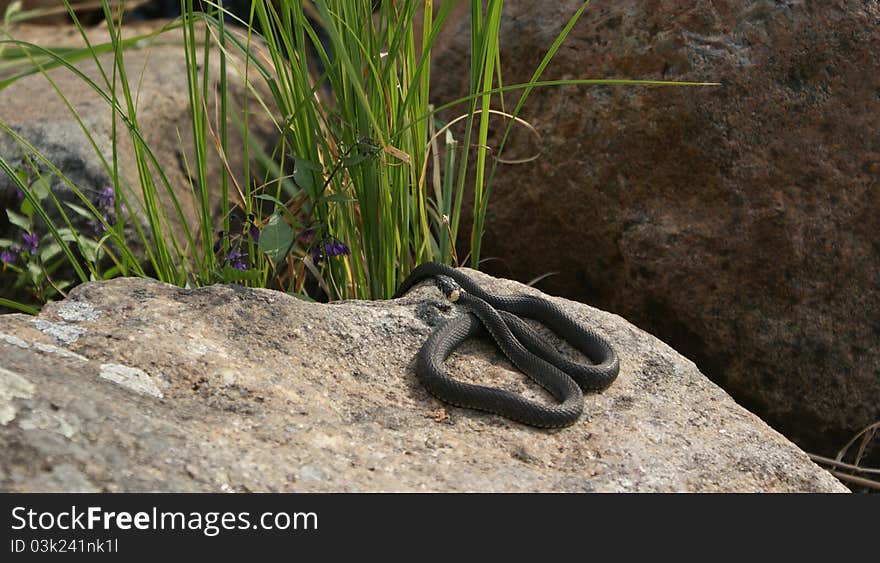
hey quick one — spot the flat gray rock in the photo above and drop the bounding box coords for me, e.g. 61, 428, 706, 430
0, 271, 847, 492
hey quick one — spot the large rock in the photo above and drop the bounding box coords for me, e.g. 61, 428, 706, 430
0, 271, 846, 492
430, 1, 880, 455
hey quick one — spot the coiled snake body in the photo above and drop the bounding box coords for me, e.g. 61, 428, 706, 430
394, 263, 620, 428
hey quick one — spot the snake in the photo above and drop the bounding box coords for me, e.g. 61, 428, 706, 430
394, 262, 620, 428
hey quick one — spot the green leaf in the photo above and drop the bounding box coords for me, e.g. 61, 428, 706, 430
39, 241, 62, 262
253, 194, 301, 226
77, 237, 100, 263
6, 208, 30, 231
102, 265, 123, 279
29, 175, 51, 200
286, 292, 315, 302
55, 229, 79, 243
292, 155, 321, 193
342, 151, 376, 168
19, 196, 33, 218
258, 213, 294, 263
54, 280, 73, 292
14, 168, 29, 185
26, 261, 42, 284
221, 266, 261, 283
63, 202, 97, 221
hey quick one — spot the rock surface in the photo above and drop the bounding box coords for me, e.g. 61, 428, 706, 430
0, 271, 846, 492
430, 0, 880, 454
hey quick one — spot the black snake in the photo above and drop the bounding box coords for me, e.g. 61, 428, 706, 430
394, 263, 620, 428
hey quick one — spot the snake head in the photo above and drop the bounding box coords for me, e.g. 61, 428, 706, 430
435, 275, 463, 302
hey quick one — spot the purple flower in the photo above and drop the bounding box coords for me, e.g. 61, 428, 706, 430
1, 243, 21, 264
21, 232, 38, 255
249, 224, 261, 243
98, 186, 125, 213
97, 186, 126, 218
98, 187, 114, 208
311, 237, 350, 263
225, 248, 248, 270
1, 244, 19, 264
325, 239, 350, 257
86, 187, 126, 235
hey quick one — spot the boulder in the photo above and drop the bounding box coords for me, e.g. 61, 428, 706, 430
429, 0, 880, 455
0, 271, 846, 492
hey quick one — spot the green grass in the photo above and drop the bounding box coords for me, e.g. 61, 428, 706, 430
0, 0, 715, 310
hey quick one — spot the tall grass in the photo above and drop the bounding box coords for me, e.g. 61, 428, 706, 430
0, 0, 713, 309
